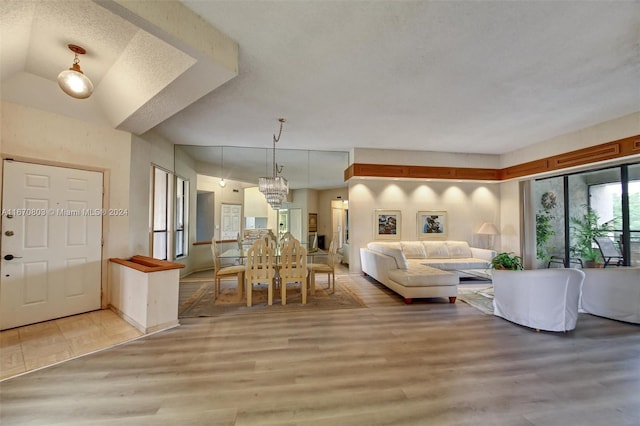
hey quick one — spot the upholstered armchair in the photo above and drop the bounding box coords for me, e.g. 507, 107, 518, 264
492, 268, 585, 332
581, 267, 640, 324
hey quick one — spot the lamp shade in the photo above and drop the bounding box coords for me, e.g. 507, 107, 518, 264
477, 222, 499, 235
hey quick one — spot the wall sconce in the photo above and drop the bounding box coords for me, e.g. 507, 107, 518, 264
477, 222, 499, 250
57, 44, 93, 99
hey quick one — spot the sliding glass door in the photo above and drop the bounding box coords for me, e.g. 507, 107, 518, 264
626, 163, 640, 266
534, 161, 639, 268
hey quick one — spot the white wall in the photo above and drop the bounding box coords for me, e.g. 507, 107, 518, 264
1, 102, 133, 306
499, 180, 522, 255
351, 148, 500, 168
348, 178, 500, 272
500, 112, 640, 168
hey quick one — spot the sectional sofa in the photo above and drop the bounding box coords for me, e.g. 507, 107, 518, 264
360, 240, 495, 303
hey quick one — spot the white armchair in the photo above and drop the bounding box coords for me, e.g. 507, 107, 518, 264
492, 269, 585, 332
581, 267, 640, 324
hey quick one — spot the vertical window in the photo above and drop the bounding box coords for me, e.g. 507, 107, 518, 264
151, 166, 173, 260
175, 176, 189, 258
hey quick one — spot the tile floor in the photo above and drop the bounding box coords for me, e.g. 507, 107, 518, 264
0, 309, 143, 381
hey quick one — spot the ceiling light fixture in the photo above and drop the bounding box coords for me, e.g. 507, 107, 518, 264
57, 44, 93, 99
258, 118, 289, 209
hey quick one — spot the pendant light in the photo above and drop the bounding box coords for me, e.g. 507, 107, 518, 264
57, 44, 93, 99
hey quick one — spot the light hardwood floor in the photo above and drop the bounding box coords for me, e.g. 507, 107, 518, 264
1, 265, 639, 425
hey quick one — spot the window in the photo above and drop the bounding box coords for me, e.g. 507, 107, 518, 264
534, 162, 640, 267
152, 167, 171, 260
175, 176, 189, 258
151, 167, 189, 260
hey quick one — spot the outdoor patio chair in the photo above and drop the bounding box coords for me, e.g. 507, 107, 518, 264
593, 237, 623, 267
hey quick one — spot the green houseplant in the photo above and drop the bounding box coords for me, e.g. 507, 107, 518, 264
490, 252, 524, 270
536, 191, 557, 263
569, 205, 612, 267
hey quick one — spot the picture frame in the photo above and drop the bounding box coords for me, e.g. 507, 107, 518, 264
417, 211, 447, 239
308, 213, 317, 232
374, 209, 401, 240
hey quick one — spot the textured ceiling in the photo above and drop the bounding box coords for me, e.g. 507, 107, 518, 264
155, 0, 640, 155
1, 0, 639, 178
0, 0, 238, 135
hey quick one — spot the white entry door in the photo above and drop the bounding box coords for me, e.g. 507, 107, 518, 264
1, 161, 103, 330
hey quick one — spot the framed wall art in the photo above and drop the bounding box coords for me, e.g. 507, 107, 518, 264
374, 209, 401, 240
417, 211, 447, 239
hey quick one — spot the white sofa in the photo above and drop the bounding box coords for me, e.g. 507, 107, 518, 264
360, 241, 495, 304
581, 267, 640, 324
493, 269, 585, 332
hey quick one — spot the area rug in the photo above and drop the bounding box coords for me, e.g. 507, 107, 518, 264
458, 285, 494, 315
179, 272, 366, 318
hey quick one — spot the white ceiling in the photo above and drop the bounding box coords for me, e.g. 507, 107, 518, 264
1, 0, 639, 163
162, 0, 640, 155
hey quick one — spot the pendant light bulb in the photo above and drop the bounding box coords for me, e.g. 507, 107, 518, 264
58, 44, 93, 99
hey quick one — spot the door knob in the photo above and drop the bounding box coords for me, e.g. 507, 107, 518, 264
3, 254, 22, 261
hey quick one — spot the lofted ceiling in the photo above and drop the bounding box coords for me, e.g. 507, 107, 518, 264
0, 0, 237, 135
1, 0, 639, 179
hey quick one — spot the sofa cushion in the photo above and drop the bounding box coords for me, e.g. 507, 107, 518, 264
446, 241, 473, 258
422, 241, 450, 258
401, 241, 427, 259
421, 258, 491, 270
367, 242, 409, 270
388, 265, 457, 287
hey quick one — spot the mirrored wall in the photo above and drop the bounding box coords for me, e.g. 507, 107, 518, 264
176, 145, 349, 190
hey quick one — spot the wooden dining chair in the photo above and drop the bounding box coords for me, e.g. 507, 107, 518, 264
245, 239, 276, 307
279, 238, 308, 305
211, 239, 245, 300
279, 231, 294, 245
307, 238, 338, 294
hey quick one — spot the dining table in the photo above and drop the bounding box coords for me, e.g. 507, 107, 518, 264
218, 247, 328, 294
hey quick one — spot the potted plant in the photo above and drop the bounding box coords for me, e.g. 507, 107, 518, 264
490, 252, 524, 270
570, 205, 611, 268
536, 191, 557, 263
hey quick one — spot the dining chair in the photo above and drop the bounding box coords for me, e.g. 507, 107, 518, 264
211, 238, 245, 300
307, 238, 338, 294
279, 231, 294, 245
245, 239, 276, 307
279, 238, 308, 305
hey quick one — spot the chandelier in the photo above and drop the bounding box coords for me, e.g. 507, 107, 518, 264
258, 118, 289, 209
